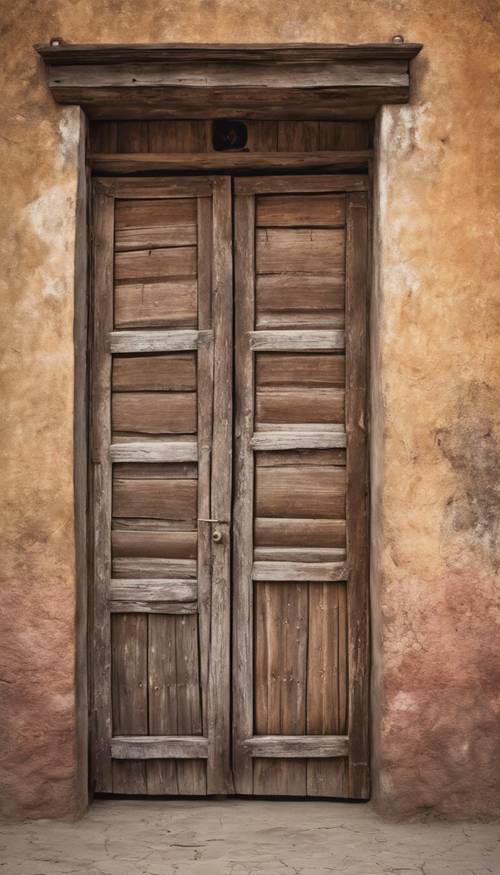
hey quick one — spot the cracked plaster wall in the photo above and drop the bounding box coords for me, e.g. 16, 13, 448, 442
0, 0, 499, 821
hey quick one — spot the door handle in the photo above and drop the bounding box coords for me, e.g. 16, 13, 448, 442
198, 518, 228, 524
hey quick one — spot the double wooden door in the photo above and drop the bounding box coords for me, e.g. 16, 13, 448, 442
91, 173, 369, 798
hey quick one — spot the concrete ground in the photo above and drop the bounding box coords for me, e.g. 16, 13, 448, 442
0, 800, 498, 875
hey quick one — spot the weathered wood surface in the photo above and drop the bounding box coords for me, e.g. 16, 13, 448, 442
207, 176, 234, 794
255, 518, 346, 549
232, 176, 366, 798
250, 330, 345, 352
90, 120, 372, 154
111, 736, 208, 759
112, 557, 197, 578
91, 185, 114, 793
37, 42, 423, 65
89, 168, 370, 800
110, 329, 204, 353
36, 44, 421, 123
109, 579, 197, 602
251, 431, 346, 450
235, 174, 368, 194
232, 193, 255, 794
48, 60, 408, 89
243, 735, 349, 757
252, 561, 348, 582
110, 441, 198, 462
345, 192, 370, 799
113, 353, 196, 391
90, 150, 372, 173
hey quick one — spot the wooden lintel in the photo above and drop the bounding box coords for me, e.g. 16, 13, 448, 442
35, 42, 422, 120
35, 42, 424, 65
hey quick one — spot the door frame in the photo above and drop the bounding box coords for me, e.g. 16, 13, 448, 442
43, 42, 421, 807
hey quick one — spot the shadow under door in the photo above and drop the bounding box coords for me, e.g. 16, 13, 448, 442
91, 173, 369, 798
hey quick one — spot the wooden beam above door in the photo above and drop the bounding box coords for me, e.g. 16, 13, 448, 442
35, 42, 422, 120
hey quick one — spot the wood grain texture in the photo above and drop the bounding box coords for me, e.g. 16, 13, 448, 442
232, 193, 255, 793
112, 736, 208, 758
114, 280, 197, 328
253, 562, 348, 582
90, 150, 372, 173
112, 391, 197, 435
253, 582, 307, 795
38, 42, 423, 64
91, 185, 114, 793
112, 557, 197, 579
110, 329, 202, 353
110, 441, 198, 462
115, 245, 197, 282
345, 192, 370, 799
243, 735, 348, 757
111, 613, 148, 792
113, 353, 196, 391
196, 195, 214, 752
113, 478, 197, 521
251, 431, 346, 450
256, 353, 345, 386
255, 466, 346, 519
207, 176, 234, 794
256, 228, 344, 275
256, 193, 346, 227
110, 578, 197, 602
254, 518, 346, 549
235, 175, 368, 195
250, 330, 344, 352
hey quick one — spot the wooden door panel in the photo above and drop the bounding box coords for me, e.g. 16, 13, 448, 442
113, 353, 197, 391
92, 176, 233, 795
233, 174, 369, 798
115, 245, 197, 281
256, 193, 346, 226
256, 228, 345, 274
114, 280, 198, 328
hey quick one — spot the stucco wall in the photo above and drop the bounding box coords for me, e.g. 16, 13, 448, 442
0, 0, 499, 821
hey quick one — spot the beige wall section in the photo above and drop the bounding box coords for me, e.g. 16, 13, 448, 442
0, 0, 498, 820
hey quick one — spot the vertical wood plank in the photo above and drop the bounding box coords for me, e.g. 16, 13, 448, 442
207, 176, 234, 793
306, 583, 347, 796
111, 614, 148, 793
319, 122, 370, 150
232, 192, 256, 794
92, 184, 114, 793
116, 121, 149, 152
253, 583, 307, 795
176, 614, 206, 793
246, 121, 278, 151
89, 121, 118, 152
147, 614, 179, 794
149, 120, 208, 152
277, 121, 320, 151
196, 196, 213, 743
345, 191, 370, 799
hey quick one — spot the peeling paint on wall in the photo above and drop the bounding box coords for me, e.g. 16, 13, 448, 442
0, 0, 499, 821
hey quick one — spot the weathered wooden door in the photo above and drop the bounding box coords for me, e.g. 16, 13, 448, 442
91, 176, 233, 795
91, 173, 369, 798
232, 175, 369, 799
